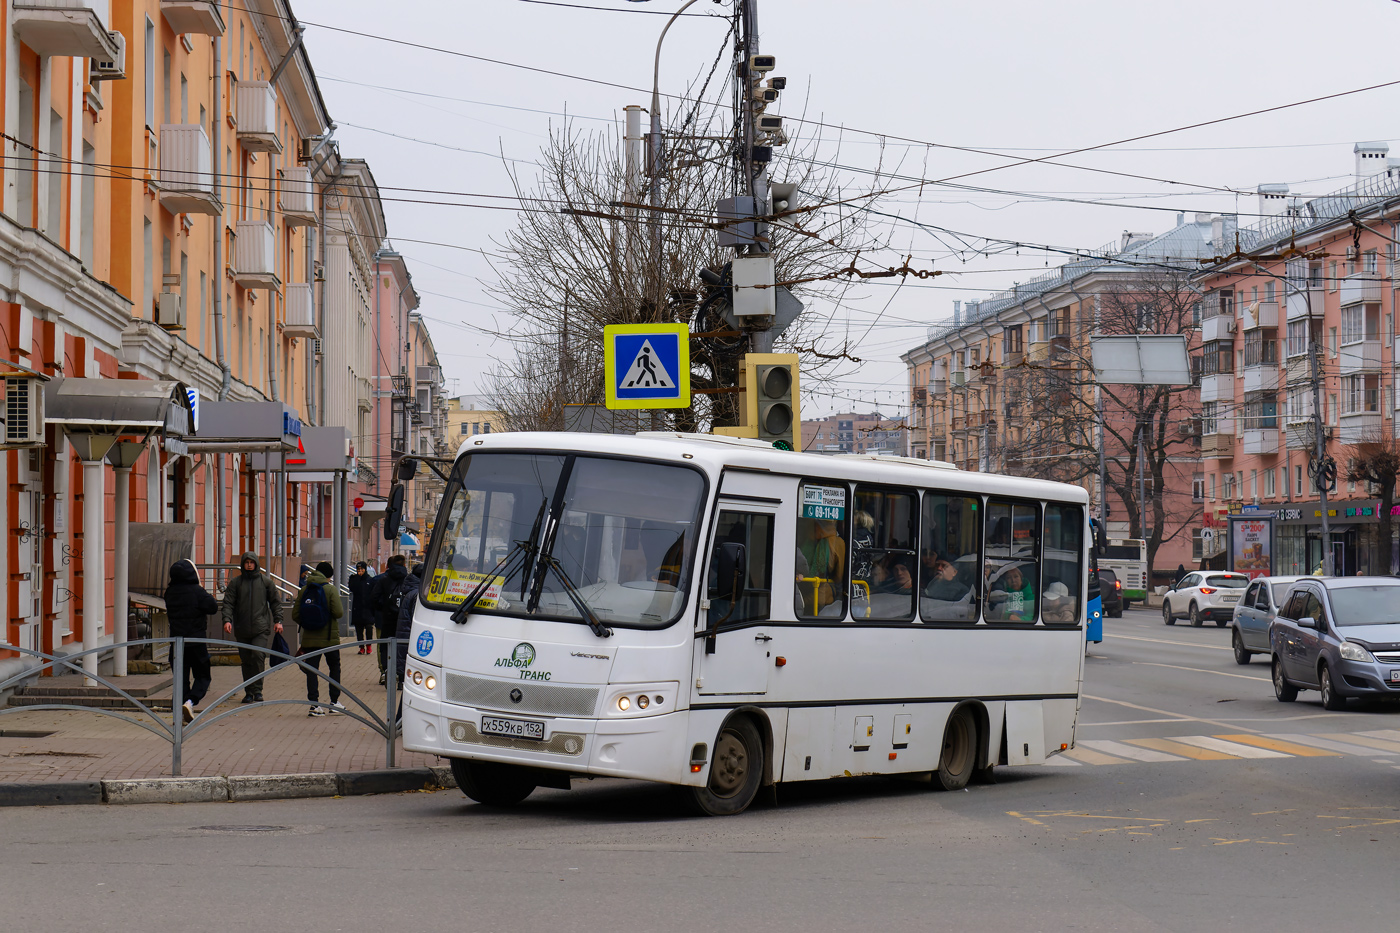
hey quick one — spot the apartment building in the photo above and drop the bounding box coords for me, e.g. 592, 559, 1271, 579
901, 218, 1216, 578
1193, 144, 1400, 576
0, 0, 438, 679
446, 395, 504, 447
800, 412, 904, 455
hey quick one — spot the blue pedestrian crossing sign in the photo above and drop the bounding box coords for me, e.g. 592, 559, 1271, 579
604, 323, 690, 410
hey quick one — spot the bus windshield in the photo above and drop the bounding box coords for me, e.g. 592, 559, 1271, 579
422, 452, 708, 629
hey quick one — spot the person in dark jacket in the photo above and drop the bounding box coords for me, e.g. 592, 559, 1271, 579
164, 559, 219, 723
348, 561, 374, 654
221, 552, 284, 703
293, 561, 346, 716
393, 563, 424, 686
369, 554, 409, 685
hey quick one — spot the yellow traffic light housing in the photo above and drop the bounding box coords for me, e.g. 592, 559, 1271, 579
742, 352, 801, 450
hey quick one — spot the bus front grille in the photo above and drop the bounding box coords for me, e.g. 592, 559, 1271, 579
444, 673, 600, 718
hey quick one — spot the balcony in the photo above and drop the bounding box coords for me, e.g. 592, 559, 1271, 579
232, 220, 279, 289
1198, 290, 1234, 321
1339, 412, 1383, 444
157, 124, 220, 216
235, 82, 282, 153
279, 165, 317, 226
1340, 273, 1383, 307
1242, 429, 1279, 456
283, 283, 316, 338
1003, 350, 1024, 369
1242, 365, 1280, 394
1200, 315, 1235, 343
950, 370, 968, 388
928, 379, 946, 397
1027, 340, 1049, 363
1286, 420, 1320, 451
1199, 374, 1233, 403
1201, 433, 1235, 459
12, 1, 121, 59
1241, 301, 1278, 330
1285, 355, 1314, 385
1286, 287, 1324, 320
161, 0, 225, 35
1339, 340, 1382, 375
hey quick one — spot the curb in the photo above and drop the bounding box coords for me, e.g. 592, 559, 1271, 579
0, 767, 457, 809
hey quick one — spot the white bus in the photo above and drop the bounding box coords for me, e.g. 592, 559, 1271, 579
400, 432, 1089, 815
1099, 538, 1148, 605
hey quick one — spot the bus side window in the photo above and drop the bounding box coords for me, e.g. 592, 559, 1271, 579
851, 485, 918, 622
796, 482, 850, 620
919, 493, 980, 623
986, 499, 1040, 623
1042, 504, 1083, 625
706, 511, 774, 627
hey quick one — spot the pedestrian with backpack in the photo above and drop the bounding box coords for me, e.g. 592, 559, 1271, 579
369, 554, 409, 686
293, 560, 345, 716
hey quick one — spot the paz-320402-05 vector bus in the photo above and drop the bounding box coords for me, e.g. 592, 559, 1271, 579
399, 432, 1089, 815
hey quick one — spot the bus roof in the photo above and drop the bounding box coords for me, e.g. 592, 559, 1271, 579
454, 431, 1090, 505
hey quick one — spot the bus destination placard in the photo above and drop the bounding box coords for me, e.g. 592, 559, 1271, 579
802, 485, 846, 521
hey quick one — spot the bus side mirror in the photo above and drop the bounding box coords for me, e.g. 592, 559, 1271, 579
383, 484, 406, 541
711, 542, 747, 600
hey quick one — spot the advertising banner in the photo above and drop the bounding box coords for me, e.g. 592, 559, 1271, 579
1228, 514, 1274, 579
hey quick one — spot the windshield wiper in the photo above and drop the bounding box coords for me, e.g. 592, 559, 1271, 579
450, 501, 548, 624
540, 555, 613, 638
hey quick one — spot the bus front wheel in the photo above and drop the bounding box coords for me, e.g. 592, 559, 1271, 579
934, 707, 977, 791
450, 758, 536, 807
688, 717, 764, 816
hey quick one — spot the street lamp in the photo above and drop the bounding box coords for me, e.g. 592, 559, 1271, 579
648, 0, 704, 296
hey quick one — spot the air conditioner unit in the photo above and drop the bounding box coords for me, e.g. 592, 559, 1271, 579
157, 292, 184, 330
91, 31, 126, 81
4, 377, 45, 447
1226, 320, 1236, 333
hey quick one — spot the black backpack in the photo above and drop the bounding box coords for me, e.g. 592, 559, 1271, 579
298, 583, 330, 631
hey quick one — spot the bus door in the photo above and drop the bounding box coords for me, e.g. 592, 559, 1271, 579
695, 496, 778, 697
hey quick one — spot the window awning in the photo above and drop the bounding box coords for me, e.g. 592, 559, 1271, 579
44, 377, 195, 436
183, 400, 301, 452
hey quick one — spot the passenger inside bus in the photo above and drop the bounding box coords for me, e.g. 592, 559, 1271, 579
919, 494, 980, 622
796, 518, 846, 618
988, 563, 1036, 622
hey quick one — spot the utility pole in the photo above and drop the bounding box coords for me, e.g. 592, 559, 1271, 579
1308, 284, 1333, 575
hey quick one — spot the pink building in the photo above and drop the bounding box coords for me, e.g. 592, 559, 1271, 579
1193, 144, 1400, 576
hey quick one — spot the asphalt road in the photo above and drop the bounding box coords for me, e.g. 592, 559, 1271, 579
4, 606, 1399, 933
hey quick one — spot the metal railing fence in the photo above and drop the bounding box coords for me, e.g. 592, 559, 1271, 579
0, 636, 404, 777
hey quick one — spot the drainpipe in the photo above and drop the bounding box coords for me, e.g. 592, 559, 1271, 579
212, 11, 229, 574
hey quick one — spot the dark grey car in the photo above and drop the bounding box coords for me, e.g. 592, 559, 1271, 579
1269, 577, 1400, 710
1231, 575, 1313, 665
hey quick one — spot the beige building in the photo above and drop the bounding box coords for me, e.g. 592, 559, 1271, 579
446, 396, 505, 452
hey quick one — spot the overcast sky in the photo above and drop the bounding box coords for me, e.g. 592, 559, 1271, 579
296, 0, 1400, 417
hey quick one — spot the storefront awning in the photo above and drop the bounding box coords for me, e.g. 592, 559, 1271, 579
184, 400, 302, 452
44, 377, 194, 436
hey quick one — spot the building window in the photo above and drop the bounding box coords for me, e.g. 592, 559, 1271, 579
1209, 474, 1216, 499
144, 17, 156, 128
1328, 261, 1338, 291
1296, 465, 1304, 497
1344, 375, 1380, 414
1250, 470, 1258, 500
1265, 469, 1275, 498
1192, 473, 1205, 501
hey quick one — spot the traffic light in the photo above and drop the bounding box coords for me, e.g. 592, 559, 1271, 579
743, 352, 800, 450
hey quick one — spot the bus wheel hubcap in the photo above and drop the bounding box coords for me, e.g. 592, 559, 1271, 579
711, 732, 748, 796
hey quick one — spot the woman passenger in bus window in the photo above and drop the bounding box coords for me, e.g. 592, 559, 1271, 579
797, 519, 845, 614
989, 564, 1035, 621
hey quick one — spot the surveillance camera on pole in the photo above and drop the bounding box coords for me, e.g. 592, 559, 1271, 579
751, 85, 779, 104
748, 53, 776, 73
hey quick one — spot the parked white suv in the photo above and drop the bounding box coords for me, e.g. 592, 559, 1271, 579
1162, 571, 1251, 627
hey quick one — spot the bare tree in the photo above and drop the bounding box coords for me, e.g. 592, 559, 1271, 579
483, 83, 885, 431
1345, 431, 1400, 574
1000, 268, 1201, 575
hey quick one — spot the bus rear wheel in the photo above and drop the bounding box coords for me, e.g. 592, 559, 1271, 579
688, 717, 764, 816
934, 707, 977, 791
450, 758, 536, 807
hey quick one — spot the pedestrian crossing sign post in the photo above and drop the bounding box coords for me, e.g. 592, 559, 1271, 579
603, 323, 690, 410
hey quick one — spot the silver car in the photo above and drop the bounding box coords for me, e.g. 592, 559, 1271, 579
1231, 575, 1315, 664
1270, 577, 1400, 710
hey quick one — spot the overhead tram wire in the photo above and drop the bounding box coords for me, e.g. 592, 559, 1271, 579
217, 1, 1400, 199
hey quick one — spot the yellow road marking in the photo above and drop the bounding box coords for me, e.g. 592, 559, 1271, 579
1062, 747, 1133, 765
1215, 734, 1340, 757
1125, 737, 1238, 760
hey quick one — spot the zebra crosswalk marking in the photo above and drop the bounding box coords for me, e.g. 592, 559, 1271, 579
1262, 733, 1389, 756
1078, 740, 1185, 763
1213, 734, 1340, 757
1315, 733, 1400, 754
1061, 746, 1131, 766
1358, 729, 1400, 743
1124, 737, 1240, 760
1155, 736, 1290, 759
